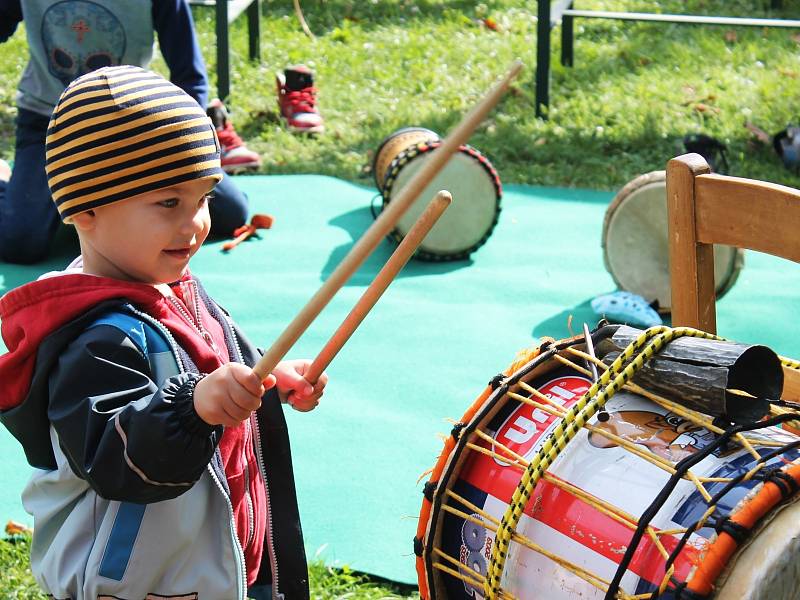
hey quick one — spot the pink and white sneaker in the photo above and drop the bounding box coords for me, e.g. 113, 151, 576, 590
207, 99, 262, 173
276, 65, 325, 134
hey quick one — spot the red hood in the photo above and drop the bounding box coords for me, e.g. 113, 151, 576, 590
0, 274, 167, 410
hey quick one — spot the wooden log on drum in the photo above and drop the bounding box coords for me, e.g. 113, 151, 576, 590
594, 325, 783, 422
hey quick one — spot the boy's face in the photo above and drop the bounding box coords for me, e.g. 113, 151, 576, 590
75, 178, 214, 285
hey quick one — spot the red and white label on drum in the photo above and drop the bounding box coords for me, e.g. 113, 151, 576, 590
492, 375, 591, 465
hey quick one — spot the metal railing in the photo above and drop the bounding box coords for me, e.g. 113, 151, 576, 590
536, 1, 797, 118
189, 0, 261, 102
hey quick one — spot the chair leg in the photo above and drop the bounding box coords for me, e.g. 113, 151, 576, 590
561, 2, 574, 67
216, 0, 231, 102
535, 0, 552, 118
247, 0, 261, 62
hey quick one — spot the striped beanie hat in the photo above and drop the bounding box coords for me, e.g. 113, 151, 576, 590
45, 65, 224, 221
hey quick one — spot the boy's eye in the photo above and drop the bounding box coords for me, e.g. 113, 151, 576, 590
158, 198, 179, 208
200, 194, 212, 207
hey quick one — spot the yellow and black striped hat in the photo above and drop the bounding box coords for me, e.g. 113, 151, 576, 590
45, 65, 224, 221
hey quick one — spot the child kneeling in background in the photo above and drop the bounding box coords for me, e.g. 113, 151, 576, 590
0, 65, 325, 600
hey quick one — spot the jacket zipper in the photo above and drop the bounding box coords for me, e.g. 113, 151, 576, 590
223, 313, 282, 600
166, 280, 223, 358
244, 419, 255, 549
126, 305, 185, 372
252, 413, 280, 600
208, 462, 249, 600
127, 304, 248, 599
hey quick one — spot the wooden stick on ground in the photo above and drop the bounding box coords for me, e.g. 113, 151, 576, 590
253, 60, 523, 380
303, 191, 452, 384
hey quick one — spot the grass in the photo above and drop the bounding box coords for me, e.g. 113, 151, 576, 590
2, 1, 800, 191
0, 0, 798, 596
0, 535, 418, 599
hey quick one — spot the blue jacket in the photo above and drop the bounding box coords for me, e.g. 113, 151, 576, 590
0, 276, 310, 599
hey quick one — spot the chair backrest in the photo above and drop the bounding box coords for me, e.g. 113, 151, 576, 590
667, 153, 800, 400
667, 152, 800, 333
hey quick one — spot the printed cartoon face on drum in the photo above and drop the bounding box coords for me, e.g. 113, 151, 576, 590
588, 410, 706, 461
42, 1, 126, 87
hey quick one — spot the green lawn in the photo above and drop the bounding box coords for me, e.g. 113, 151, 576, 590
0, 534, 418, 599
0, 0, 798, 596
1, 0, 800, 191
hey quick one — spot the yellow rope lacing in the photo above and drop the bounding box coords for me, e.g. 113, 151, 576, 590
483, 326, 722, 599
433, 326, 800, 598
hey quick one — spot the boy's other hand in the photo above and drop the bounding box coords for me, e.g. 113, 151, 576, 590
273, 359, 327, 412
194, 363, 265, 427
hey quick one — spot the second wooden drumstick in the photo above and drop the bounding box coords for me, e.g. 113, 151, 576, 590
252, 61, 522, 381
303, 191, 452, 385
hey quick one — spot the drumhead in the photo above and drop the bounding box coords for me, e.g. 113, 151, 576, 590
382, 143, 501, 261
602, 171, 744, 312
372, 127, 440, 189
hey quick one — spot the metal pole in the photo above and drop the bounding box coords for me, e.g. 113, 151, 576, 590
536, 0, 551, 119
247, 0, 261, 61
561, 1, 574, 68
215, 0, 230, 101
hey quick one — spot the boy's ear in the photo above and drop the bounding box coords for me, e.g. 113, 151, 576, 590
71, 210, 96, 232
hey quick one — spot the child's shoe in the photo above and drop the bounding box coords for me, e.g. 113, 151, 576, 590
276, 65, 324, 134
206, 99, 262, 173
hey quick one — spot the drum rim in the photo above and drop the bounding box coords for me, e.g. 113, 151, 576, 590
416, 339, 572, 599
601, 169, 744, 312
380, 141, 503, 262
372, 127, 440, 189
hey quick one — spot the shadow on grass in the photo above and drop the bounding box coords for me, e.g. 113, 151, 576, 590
319, 206, 472, 286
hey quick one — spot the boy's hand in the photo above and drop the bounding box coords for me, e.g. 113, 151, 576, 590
194, 363, 266, 427
273, 359, 327, 412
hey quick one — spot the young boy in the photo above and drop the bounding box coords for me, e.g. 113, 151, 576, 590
0, 66, 324, 600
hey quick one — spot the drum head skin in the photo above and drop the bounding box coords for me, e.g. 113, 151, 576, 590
602, 171, 743, 312
382, 144, 501, 261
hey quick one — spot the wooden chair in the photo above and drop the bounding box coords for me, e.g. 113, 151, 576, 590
666, 152, 800, 398
189, 0, 261, 102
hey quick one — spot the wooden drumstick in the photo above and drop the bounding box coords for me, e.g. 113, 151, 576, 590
253, 60, 523, 380
303, 191, 452, 384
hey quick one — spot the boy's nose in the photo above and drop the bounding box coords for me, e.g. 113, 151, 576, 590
179, 209, 208, 236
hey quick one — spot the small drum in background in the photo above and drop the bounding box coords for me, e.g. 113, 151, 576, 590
415, 326, 800, 600
602, 170, 744, 312
375, 132, 502, 262
372, 127, 441, 190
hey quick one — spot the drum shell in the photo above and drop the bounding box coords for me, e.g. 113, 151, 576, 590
380, 142, 502, 262
372, 127, 440, 189
416, 338, 800, 600
602, 170, 744, 313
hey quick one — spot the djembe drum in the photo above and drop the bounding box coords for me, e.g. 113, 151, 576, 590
416, 325, 800, 599
373, 128, 502, 262
602, 171, 744, 312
